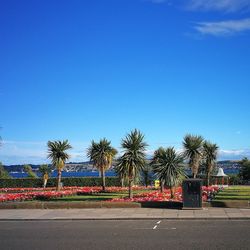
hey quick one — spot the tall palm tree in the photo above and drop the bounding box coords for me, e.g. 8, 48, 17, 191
114, 162, 127, 187
141, 163, 152, 187
203, 141, 219, 186
47, 140, 72, 191
117, 129, 148, 198
151, 147, 165, 192
152, 147, 185, 198
183, 134, 204, 178
87, 138, 117, 191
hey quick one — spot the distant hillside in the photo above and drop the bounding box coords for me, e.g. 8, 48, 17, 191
3, 160, 241, 173
3, 162, 95, 173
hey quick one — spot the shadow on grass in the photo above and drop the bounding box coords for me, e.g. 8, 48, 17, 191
214, 197, 250, 201
210, 200, 250, 208
49, 197, 114, 202
139, 201, 183, 209
216, 193, 250, 197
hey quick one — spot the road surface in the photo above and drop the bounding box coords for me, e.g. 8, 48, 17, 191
1, 220, 249, 250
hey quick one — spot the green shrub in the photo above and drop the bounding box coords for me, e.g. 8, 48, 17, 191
228, 174, 242, 185
239, 158, 250, 182
0, 177, 119, 188
0, 163, 11, 179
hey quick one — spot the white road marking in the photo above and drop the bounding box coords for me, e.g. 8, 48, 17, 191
157, 220, 161, 224
153, 225, 158, 230
171, 228, 176, 230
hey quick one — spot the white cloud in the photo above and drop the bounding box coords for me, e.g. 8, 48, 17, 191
1, 139, 250, 164
194, 18, 250, 36
0, 140, 89, 165
218, 149, 250, 160
143, 148, 250, 161
187, 0, 250, 12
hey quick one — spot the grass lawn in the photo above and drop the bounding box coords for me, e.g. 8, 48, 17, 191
214, 186, 250, 201
50, 189, 154, 202
51, 193, 124, 202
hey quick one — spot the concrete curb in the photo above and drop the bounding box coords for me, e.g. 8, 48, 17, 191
0, 201, 249, 209
0, 217, 249, 221
0, 201, 182, 209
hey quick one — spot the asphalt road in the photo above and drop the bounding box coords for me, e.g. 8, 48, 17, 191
1, 220, 250, 250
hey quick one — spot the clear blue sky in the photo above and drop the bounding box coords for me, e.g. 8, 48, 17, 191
1, 0, 250, 164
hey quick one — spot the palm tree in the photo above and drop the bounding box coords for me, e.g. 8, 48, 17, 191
114, 162, 127, 187
87, 138, 117, 191
203, 141, 219, 186
141, 163, 152, 187
23, 164, 38, 179
39, 164, 52, 176
151, 147, 166, 192
47, 140, 72, 191
39, 164, 52, 188
152, 147, 185, 198
183, 134, 204, 178
117, 129, 148, 199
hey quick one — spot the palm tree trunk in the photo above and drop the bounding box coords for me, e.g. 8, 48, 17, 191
192, 156, 200, 178
170, 186, 174, 199
57, 169, 62, 191
101, 167, 106, 191
207, 163, 212, 187
207, 172, 210, 187
160, 181, 164, 193
145, 175, 148, 187
121, 176, 124, 187
128, 179, 133, 199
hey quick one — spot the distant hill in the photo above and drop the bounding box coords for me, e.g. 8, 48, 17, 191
3, 161, 95, 173
3, 160, 242, 173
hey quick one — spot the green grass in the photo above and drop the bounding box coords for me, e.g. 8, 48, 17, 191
51, 195, 117, 202
49, 189, 153, 202
51, 192, 125, 202
214, 186, 250, 201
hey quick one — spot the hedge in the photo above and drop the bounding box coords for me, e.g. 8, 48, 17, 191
0, 177, 120, 188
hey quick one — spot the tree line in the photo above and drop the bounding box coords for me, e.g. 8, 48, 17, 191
46, 129, 220, 198
1, 129, 249, 197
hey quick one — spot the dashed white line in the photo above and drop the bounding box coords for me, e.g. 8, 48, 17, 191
156, 220, 161, 224
153, 225, 158, 230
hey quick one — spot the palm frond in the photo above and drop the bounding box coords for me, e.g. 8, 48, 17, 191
47, 140, 72, 169
152, 147, 186, 187
118, 129, 148, 179
87, 138, 117, 171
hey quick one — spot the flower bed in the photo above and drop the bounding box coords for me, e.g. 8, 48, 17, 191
0, 190, 78, 202
110, 186, 221, 202
202, 186, 221, 201
109, 187, 182, 202
0, 186, 82, 193
0, 186, 153, 202
0, 186, 152, 194
0, 185, 220, 203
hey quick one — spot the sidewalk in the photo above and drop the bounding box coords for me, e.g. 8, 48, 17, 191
0, 208, 250, 220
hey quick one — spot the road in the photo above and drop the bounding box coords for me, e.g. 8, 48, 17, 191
0, 220, 250, 250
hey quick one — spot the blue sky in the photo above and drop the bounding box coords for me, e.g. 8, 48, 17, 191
1, 0, 250, 164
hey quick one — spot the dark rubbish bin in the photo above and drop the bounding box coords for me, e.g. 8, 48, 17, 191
182, 179, 202, 209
